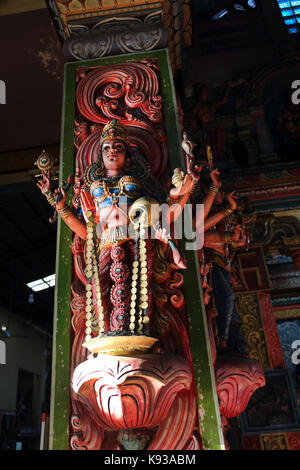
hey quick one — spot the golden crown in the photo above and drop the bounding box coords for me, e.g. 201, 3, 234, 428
100, 119, 127, 145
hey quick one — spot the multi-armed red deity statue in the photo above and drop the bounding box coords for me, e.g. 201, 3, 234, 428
36, 59, 264, 450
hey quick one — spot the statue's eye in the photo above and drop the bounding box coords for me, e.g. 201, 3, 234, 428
114, 144, 125, 152
103, 145, 110, 152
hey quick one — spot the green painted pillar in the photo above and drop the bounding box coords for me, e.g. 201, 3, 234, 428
49, 68, 75, 450
49, 49, 224, 450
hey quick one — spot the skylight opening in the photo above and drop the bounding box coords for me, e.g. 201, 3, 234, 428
234, 3, 247, 11
212, 1, 257, 20
212, 9, 229, 20
27, 274, 56, 292
277, 0, 300, 33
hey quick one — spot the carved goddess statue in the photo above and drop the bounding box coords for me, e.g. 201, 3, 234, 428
37, 119, 198, 355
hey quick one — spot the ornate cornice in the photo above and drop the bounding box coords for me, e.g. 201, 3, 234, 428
222, 165, 300, 188
273, 305, 300, 320
252, 214, 300, 246
271, 294, 300, 307
63, 23, 168, 61
47, 0, 192, 73
222, 167, 300, 212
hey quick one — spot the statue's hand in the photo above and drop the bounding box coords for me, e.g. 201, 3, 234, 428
231, 225, 248, 247
154, 225, 187, 269
36, 170, 51, 195
53, 186, 67, 210
80, 188, 96, 220
237, 230, 248, 248
226, 191, 238, 210
186, 154, 203, 181
154, 226, 170, 244
210, 168, 221, 188
172, 247, 187, 270
231, 224, 243, 241
170, 174, 195, 198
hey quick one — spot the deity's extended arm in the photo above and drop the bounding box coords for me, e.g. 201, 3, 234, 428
204, 224, 246, 250
201, 169, 221, 220
203, 207, 233, 232
58, 210, 87, 240
167, 173, 198, 224
167, 152, 204, 224
56, 187, 88, 240
36, 170, 87, 239
201, 190, 238, 231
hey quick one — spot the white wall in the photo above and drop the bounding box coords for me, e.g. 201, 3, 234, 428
0, 308, 48, 418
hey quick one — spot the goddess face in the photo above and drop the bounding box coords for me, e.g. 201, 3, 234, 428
101, 138, 127, 172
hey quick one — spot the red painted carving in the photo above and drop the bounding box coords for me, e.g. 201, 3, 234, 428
76, 63, 163, 128
52, 60, 202, 450
72, 354, 192, 434
37, 56, 267, 452
215, 357, 265, 419
258, 292, 286, 368
70, 408, 105, 450
215, 356, 265, 447
148, 391, 200, 450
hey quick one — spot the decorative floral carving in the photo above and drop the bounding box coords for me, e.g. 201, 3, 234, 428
215, 356, 265, 419
70, 407, 105, 450
116, 28, 163, 53
147, 391, 200, 450
72, 354, 192, 433
76, 62, 163, 127
69, 37, 113, 61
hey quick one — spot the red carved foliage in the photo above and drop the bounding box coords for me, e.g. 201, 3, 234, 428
215, 356, 265, 419
72, 354, 192, 434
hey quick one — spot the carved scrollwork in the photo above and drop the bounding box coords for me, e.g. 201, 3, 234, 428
68, 37, 113, 60
70, 406, 105, 450
235, 293, 270, 369
116, 28, 162, 53
253, 215, 300, 247
215, 356, 265, 419
76, 62, 163, 127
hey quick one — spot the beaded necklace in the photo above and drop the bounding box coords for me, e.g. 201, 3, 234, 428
102, 178, 124, 205
101, 175, 141, 205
